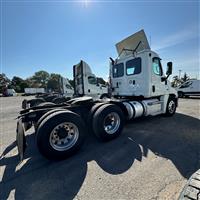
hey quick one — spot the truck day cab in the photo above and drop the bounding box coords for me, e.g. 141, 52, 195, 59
16, 30, 178, 161
73, 60, 109, 99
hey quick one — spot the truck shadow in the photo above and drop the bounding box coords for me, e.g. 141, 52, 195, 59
0, 113, 200, 200
180, 96, 200, 99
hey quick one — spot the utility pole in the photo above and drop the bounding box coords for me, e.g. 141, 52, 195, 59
179, 70, 182, 79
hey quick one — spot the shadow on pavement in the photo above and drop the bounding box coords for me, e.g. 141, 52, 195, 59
0, 113, 200, 199
180, 96, 200, 99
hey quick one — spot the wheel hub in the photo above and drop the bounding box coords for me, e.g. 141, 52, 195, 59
168, 100, 175, 113
103, 112, 120, 134
49, 122, 79, 151
57, 127, 69, 138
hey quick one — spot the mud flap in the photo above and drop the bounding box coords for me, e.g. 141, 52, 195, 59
22, 99, 28, 109
16, 118, 27, 161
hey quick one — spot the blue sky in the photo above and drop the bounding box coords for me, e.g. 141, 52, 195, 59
1, 0, 199, 81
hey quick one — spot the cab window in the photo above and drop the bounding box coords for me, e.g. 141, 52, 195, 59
66, 84, 73, 89
126, 57, 141, 75
88, 76, 97, 85
152, 57, 163, 76
113, 63, 124, 78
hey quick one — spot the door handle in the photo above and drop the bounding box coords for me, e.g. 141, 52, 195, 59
152, 85, 155, 92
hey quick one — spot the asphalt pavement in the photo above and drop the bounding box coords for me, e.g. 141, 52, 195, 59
0, 96, 200, 200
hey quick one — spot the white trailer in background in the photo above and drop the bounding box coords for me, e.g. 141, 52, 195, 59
24, 88, 45, 95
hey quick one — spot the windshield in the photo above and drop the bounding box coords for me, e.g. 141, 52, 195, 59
66, 84, 73, 89
88, 76, 97, 85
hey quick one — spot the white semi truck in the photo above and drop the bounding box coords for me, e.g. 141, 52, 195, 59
23, 62, 109, 108
73, 60, 109, 99
59, 62, 109, 99
16, 30, 178, 161
59, 77, 74, 97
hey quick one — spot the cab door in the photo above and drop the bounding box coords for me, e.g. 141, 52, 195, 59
73, 61, 84, 96
86, 75, 99, 96
151, 57, 167, 96
111, 63, 125, 95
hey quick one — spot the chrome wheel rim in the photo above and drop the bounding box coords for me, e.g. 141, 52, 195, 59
103, 112, 120, 134
168, 100, 175, 114
49, 122, 79, 151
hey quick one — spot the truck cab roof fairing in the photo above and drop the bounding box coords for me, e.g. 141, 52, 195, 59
115, 29, 150, 58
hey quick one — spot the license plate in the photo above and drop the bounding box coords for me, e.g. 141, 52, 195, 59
16, 119, 26, 161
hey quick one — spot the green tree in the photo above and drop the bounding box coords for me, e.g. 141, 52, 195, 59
0, 73, 10, 93
11, 76, 29, 92
181, 72, 190, 82
171, 75, 182, 87
97, 77, 106, 85
31, 70, 50, 88
47, 73, 61, 92
68, 79, 74, 88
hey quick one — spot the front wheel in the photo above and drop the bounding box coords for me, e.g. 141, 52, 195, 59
93, 104, 124, 141
165, 97, 177, 116
36, 110, 85, 160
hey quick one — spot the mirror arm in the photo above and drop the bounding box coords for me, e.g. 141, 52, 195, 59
109, 57, 115, 65
166, 74, 171, 79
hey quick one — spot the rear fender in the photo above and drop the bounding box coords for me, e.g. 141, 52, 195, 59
109, 101, 128, 117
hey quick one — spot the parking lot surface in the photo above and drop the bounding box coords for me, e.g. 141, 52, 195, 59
0, 96, 200, 200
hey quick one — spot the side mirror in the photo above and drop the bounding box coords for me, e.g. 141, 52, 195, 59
161, 77, 166, 82
166, 62, 173, 76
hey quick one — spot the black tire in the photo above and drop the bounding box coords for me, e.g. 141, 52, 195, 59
29, 98, 45, 107
92, 104, 124, 141
100, 93, 110, 99
178, 169, 200, 200
52, 97, 70, 104
34, 108, 65, 132
37, 102, 56, 107
178, 91, 184, 98
87, 103, 106, 133
165, 96, 177, 116
44, 95, 58, 102
37, 110, 85, 160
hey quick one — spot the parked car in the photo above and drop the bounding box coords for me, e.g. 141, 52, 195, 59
177, 79, 200, 98
3, 88, 17, 97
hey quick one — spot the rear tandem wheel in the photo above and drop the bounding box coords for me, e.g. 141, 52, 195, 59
36, 110, 85, 160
